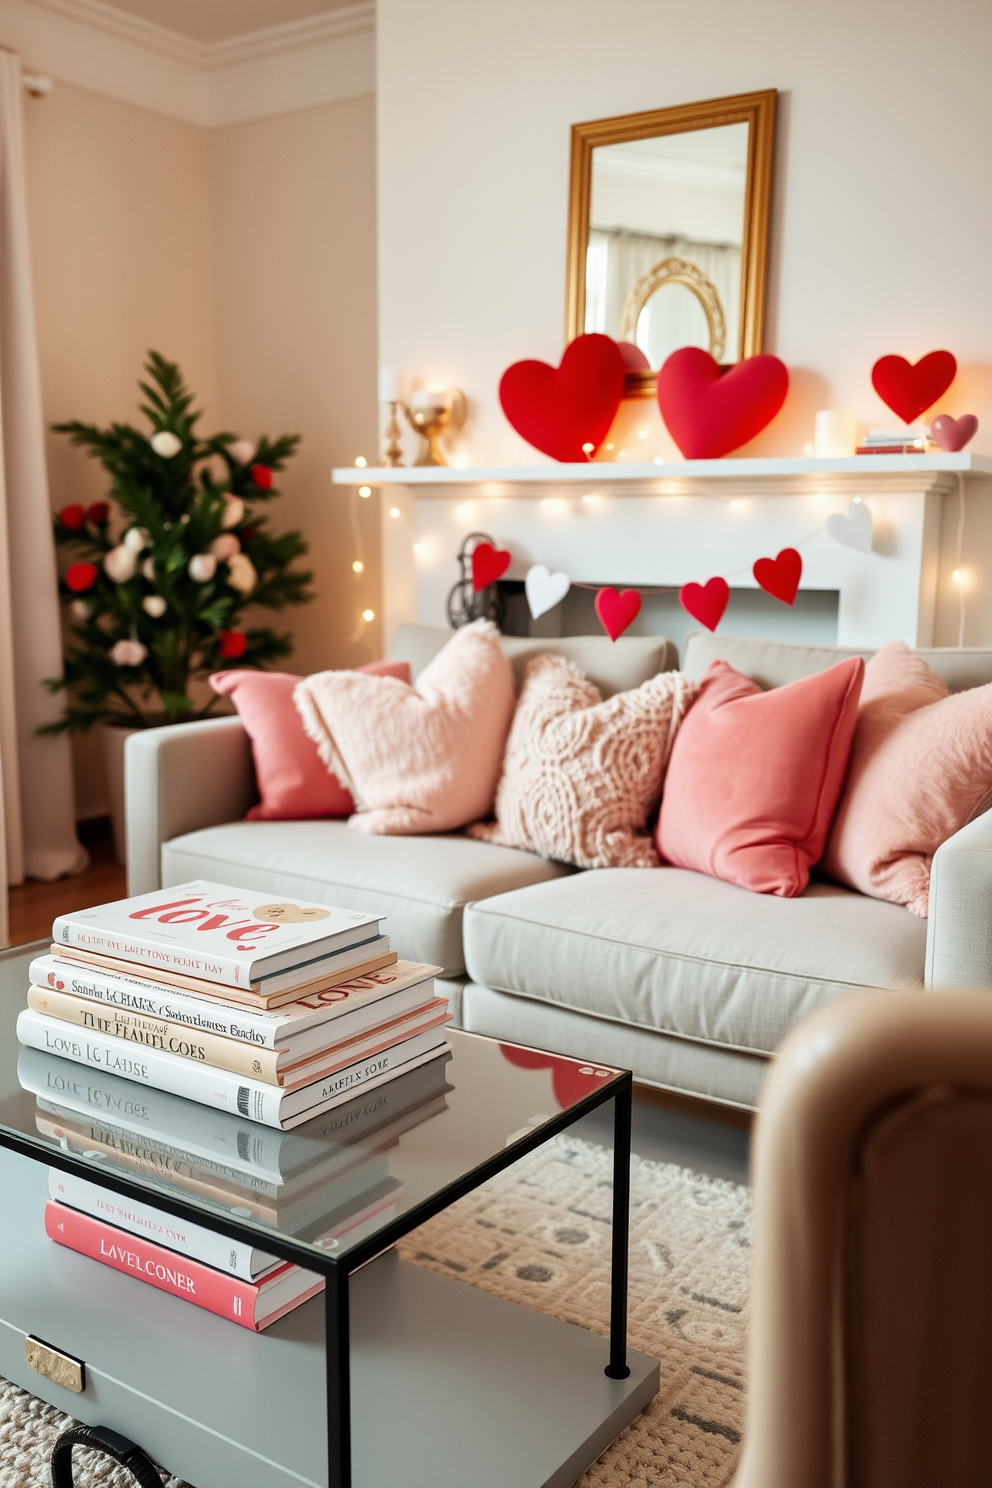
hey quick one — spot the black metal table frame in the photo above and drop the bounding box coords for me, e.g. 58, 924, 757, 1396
0, 1052, 633, 1488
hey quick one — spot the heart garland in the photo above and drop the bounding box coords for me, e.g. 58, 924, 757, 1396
525, 564, 570, 618
679, 577, 730, 632
752, 547, 802, 605
595, 587, 642, 641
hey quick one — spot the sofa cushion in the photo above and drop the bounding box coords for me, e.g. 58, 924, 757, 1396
683, 631, 992, 695
462, 868, 926, 1059
388, 623, 678, 699
161, 820, 571, 977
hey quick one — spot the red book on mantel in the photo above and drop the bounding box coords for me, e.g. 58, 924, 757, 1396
45, 1201, 323, 1331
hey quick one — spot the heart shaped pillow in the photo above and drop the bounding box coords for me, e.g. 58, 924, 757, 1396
499, 334, 625, 462
657, 347, 789, 459
871, 351, 956, 424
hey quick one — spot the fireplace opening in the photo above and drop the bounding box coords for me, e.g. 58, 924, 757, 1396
497, 581, 839, 661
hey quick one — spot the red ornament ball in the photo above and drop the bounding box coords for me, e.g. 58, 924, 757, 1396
65, 562, 98, 593
217, 629, 248, 659
250, 464, 273, 490
59, 504, 86, 530
86, 501, 110, 525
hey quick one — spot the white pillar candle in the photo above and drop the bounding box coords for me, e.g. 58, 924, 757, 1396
378, 368, 402, 403
813, 410, 858, 458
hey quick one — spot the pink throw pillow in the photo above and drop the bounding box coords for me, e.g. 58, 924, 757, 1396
822, 642, 992, 916
209, 661, 411, 821
293, 619, 516, 835
656, 656, 864, 897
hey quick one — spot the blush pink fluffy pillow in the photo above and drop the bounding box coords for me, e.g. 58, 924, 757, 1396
657, 656, 864, 897
822, 642, 992, 916
293, 619, 516, 835
209, 662, 410, 821
468, 653, 697, 868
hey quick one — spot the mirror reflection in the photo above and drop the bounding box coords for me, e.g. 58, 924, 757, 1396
584, 123, 748, 367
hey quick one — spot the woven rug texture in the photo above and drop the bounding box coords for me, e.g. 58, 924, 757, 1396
0, 1135, 752, 1487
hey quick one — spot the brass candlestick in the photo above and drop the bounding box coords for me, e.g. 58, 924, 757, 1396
404, 389, 466, 467
383, 401, 404, 466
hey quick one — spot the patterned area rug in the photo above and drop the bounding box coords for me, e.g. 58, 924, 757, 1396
0, 1135, 751, 1487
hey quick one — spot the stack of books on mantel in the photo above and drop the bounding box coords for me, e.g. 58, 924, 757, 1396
856, 426, 938, 455
17, 880, 449, 1330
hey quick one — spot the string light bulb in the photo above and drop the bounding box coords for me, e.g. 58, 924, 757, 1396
362, 608, 375, 622
352, 560, 364, 573
389, 506, 401, 518
359, 485, 371, 498
355, 456, 367, 468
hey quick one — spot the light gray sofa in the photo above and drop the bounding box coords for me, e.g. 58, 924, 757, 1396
124, 627, 992, 1113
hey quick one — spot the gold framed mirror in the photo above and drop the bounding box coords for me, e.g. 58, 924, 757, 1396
566, 89, 777, 394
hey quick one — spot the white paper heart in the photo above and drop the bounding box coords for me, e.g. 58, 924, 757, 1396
525, 564, 571, 619
825, 500, 873, 553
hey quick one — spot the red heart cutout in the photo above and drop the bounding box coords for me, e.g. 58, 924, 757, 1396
471, 541, 510, 592
931, 413, 978, 452
871, 351, 956, 424
656, 348, 789, 459
595, 587, 641, 642
499, 334, 625, 462
753, 547, 802, 605
679, 577, 729, 632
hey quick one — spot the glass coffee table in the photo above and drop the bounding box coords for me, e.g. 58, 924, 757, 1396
0, 942, 657, 1488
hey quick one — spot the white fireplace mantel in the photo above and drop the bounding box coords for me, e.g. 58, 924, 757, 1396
331, 454, 992, 651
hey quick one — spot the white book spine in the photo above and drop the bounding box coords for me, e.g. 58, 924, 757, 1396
51, 920, 265, 991
30, 956, 284, 1048
47, 1169, 276, 1280
17, 1009, 284, 1127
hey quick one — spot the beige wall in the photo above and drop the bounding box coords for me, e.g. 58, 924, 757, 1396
210, 94, 380, 677
377, 0, 992, 467
22, 82, 378, 816
24, 81, 219, 818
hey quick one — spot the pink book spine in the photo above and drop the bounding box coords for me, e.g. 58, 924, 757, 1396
45, 1201, 281, 1331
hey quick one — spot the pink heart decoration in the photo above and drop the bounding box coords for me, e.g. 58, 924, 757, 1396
471, 542, 511, 592
656, 348, 789, 459
498, 334, 626, 462
595, 587, 641, 642
679, 577, 730, 632
932, 413, 978, 453
871, 351, 957, 424
753, 548, 802, 605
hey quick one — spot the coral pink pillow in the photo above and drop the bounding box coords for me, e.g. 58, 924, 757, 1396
293, 619, 516, 835
209, 661, 410, 821
823, 643, 992, 916
657, 656, 864, 897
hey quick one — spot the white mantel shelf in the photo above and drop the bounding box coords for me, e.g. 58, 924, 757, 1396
340, 453, 992, 653
333, 452, 992, 493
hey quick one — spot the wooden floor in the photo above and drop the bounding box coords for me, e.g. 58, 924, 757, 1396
7, 818, 127, 947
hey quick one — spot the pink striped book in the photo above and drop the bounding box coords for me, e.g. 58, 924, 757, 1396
46, 1201, 323, 1331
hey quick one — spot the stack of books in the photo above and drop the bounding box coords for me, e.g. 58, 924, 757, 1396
19, 880, 450, 1330
856, 426, 938, 455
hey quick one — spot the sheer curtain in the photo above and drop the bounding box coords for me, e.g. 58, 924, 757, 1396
0, 48, 85, 901
586, 229, 742, 358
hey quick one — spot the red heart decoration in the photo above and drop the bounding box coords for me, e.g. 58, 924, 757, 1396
471, 541, 510, 592
753, 547, 802, 605
499, 333, 626, 462
679, 577, 729, 632
595, 587, 641, 642
932, 413, 978, 452
656, 348, 789, 459
871, 351, 957, 424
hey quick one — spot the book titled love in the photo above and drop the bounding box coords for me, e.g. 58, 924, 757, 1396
52, 881, 385, 990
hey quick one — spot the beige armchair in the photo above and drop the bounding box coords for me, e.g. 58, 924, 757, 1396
736, 988, 992, 1488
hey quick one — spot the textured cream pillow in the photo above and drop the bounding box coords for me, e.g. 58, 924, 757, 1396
468, 653, 697, 868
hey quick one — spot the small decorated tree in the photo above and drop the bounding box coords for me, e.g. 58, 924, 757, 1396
44, 352, 312, 733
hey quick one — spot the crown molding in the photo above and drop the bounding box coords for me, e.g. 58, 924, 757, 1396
0, 0, 375, 125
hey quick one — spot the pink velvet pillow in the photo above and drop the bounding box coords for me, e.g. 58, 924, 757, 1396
293, 619, 516, 835
209, 661, 411, 821
822, 642, 992, 916
656, 656, 864, 897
